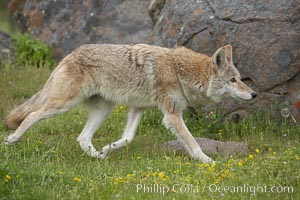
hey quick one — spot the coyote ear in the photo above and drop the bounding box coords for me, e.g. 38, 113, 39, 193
224, 45, 232, 63
213, 47, 226, 70
213, 45, 233, 70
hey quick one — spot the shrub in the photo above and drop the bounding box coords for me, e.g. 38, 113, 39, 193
12, 33, 55, 67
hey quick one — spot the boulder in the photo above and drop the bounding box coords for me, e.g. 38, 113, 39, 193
0, 31, 15, 65
162, 137, 249, 157
10, 0, 153, 60
151, 0, 300, 122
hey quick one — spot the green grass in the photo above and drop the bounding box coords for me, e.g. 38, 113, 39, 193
0, 64, 299, 199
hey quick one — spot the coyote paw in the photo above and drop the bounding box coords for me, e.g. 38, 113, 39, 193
193, 149, 214, 164
201, 154, 214, 164
4, 135, 17, 145
207, 158, 215, 164
98, 144, 114, 160
98, 151, 107, 160
3, 139, 10, 145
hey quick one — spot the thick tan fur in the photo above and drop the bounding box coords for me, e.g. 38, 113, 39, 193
6, 90, 43, 129
5, 44, 256, 163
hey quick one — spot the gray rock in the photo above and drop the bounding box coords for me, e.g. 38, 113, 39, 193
11, 0, 153, 60
151, 0, 300, 122
162, 137, 249, 157
0, 31, 15, 65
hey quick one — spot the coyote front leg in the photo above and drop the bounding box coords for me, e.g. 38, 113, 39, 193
162, 113, 213, 163
99, 108, 143, 159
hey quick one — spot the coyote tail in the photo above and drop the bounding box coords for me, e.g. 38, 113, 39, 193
5, 90, 44, 130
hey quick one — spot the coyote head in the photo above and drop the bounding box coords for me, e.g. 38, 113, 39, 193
207, 45, 257, 103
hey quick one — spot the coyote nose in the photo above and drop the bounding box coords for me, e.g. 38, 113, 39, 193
251, 93, 257, 99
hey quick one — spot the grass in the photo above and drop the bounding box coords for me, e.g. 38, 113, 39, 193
0, 64, 299, 199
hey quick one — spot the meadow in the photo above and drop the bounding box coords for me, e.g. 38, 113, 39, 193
0, 64, 299, 200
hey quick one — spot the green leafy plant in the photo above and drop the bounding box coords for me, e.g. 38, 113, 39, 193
12, 33, 55, 67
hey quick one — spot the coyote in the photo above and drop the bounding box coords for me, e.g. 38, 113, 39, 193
5, 44, 256, 163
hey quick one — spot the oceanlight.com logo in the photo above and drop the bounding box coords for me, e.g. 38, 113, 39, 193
208, 184, 294, 196
136, 184, 294, 196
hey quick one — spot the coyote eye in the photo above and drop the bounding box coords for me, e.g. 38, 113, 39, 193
230, 78, 236, 83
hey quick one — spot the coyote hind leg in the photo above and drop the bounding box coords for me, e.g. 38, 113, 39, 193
4, 102, 76, 145
77, 96, 115, 157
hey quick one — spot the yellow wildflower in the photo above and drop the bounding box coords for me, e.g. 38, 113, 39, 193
158, 172, 169, 180
73, 177, 81, 182
214, 176, 222, 184
114, 177, 124, 184
197, 163, 209, 168
184, 176, 191, 183
248, 154, 254, 159
226, 159, 234, 167
158, 172, 165, 178
127, 174, 133, 178
5, 175, 11, 183
295, 155, 299, 161
222, 170, 231, 178
205, 163, 216, 174
255, 148, 260, 153
238, 160, 243, 167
